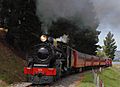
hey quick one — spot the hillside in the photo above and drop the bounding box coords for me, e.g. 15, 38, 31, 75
0, 42, 27, 86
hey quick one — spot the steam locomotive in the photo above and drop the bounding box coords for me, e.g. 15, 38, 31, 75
24, 35, 112, 84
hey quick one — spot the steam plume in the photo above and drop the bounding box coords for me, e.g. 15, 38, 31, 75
36, 0, 98, 33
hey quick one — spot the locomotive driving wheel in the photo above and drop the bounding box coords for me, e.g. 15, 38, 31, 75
75, 68, 82, 73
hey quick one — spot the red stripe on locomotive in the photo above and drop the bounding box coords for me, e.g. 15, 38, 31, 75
24, 67, 56, 76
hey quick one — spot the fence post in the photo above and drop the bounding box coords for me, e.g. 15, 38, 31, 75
96, 75, 100, 87
92, 69, 97, 85
92, 68, 104, 87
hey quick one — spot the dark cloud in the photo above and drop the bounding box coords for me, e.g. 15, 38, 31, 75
36, 0, 98, 33
92, 0, 120, 28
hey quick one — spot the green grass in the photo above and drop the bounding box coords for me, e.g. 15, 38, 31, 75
0, 43, 27, 85
78, 66, 120, 87
77, 72, 96, 87
99, 67, 120, 87
112, 60, 120, 62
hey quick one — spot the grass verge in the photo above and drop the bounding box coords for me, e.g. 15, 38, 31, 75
77, 71, 96, 87
99, 67, 120, 87
78, 66, 120, 87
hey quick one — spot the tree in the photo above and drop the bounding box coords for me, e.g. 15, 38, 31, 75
74, 28, 100, 55
49, 18, 100, 55
103, 32, 117, 60
0, 0, 10, 28
48, 18, 78, 47
1, 0, 42, 52
96, 46, 107, 57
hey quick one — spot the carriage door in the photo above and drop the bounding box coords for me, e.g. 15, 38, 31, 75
67, 46, 71, 68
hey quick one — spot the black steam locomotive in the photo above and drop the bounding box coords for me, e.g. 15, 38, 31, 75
24, 35, 71, 84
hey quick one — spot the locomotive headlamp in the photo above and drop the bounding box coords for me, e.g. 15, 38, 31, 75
40, 35, 47, 42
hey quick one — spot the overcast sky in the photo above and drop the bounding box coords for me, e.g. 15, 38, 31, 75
92, 0, 120, 50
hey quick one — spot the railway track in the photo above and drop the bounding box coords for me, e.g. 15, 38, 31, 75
10, 68, 101, 87
11, 72, 84, 87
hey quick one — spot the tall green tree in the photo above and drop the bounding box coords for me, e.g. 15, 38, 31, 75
103, 32, 117, 60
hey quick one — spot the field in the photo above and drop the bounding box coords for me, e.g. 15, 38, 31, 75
99, 67, 120, 87
78, 65, 120, 87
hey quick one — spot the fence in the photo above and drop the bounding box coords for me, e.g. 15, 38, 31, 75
92, 68, 104, 87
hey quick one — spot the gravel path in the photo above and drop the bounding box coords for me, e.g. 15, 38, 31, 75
9, 82, 32, 87
51, 73, 83, 87
9, 73, 83, 87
